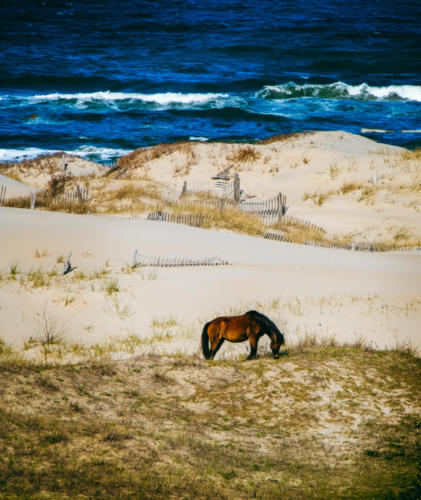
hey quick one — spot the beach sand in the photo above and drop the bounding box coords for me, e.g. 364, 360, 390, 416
1, 205, 420, 357
0, 132, 420, 359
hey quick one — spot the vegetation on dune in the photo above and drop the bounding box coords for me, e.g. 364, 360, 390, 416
227, 146, 261, 165
2, 142, 420, 248
0, 344, 419, 499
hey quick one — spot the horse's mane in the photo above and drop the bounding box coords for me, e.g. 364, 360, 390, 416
246, 310, 284, 342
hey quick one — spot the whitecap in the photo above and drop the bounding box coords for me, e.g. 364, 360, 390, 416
25, 91, 229, 106
189, 136, 209, 142
258, 81, 421, 102
0, 147, 60, 162
0, 145, 130, 162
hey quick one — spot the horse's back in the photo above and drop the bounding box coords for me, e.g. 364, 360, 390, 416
208, 313, 259, 342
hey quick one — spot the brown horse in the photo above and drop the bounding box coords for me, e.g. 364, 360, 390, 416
201, 310, 285, 360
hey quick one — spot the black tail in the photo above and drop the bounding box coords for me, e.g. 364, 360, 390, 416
246, 310, 285, 345
201, 321, 212, 359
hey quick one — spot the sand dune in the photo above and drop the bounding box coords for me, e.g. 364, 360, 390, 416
0, 132, 420, 358
1, 207, 420, 355
0, 174, 38, 198
115, 131, 421, 242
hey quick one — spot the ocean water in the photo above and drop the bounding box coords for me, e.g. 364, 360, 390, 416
0, 0, 420, 162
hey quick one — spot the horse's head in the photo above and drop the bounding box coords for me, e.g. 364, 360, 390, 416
271, 328, 285, 359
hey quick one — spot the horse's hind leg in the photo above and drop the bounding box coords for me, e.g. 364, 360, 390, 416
247, 336, 258, 360
210, 338, 225, 360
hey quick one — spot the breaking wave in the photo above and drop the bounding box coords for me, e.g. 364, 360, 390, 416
18, 91, 229, 107
258, 82, 421, 102
0, 145, 131, 162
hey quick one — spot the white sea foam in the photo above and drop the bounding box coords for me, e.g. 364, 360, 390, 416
259, 81, 421, 102
24, 91, 228, 106
0, 145, 130, 162
0, 147, 60, 162
189, 136, 209, 142
339, 82, 421, 101
73, 145, 131, 159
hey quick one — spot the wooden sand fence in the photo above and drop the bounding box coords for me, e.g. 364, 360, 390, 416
175, 192, 288, 226
132, 249, 231, 268
1, 185, 91, 212
47, 185, 90, 210
147, 210, 206, 228
180, 179, 235, 199
265, 231, 386, 252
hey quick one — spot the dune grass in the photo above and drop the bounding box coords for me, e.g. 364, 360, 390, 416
0, 343, 419, 499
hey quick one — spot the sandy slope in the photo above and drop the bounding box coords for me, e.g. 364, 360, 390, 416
0, 154, 106, 190
118, 131, 421, 241
1, 207, 420, 356
0, 174, 38, 198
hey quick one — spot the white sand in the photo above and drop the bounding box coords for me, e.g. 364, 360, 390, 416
0, 174, 38, 198
0, 132, 419, 358
1, 207, 420, 356
122, 131, 421, 241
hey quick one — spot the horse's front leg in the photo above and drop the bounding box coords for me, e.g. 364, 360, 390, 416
210, 338, 225, 360
247, 335, 258, 360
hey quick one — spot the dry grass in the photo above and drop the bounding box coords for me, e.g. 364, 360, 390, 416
257, 132, 314, 145
0, 345, 419, 499
302, 190, 333, 206
270, 217, 329, 244
329, 163, 340, 179
401, 147, 421, 162
227, 146, 261, 165
0, 153, 64, 178
108, 182, 159, 201
303, 181, 374, 206
358, 185, 377, 204
340, 181, 363, 194
114, 142, 196, 178
172, 199, 264, 236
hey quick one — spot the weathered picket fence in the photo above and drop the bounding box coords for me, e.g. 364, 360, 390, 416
2, 185, 91, 211
265, 231, 384, 252
147, 210, 206, 227
180, 179, 235, 199
174, 191, 288, 225
132, 249, 231, 268
274, 214, 326, 234
239, 193, 287, 216
49, 185, 90, 208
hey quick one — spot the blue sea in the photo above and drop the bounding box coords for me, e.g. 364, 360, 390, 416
0, 0, 420, 162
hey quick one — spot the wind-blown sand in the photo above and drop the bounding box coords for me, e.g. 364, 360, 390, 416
1, 206, 420, 356
0, 174, 38, 198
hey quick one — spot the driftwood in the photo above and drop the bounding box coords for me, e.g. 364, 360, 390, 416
62, 252, 77, 275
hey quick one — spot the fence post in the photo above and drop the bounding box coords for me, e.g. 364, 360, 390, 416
0, 185, 6, 205
30, 192, 36, 210
277, 193, 283, 221
281, 193, 287, 215
181, 181, 187, 197
234, 173, 240, 203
